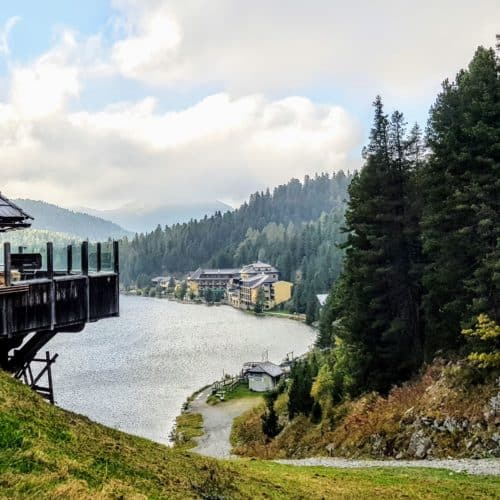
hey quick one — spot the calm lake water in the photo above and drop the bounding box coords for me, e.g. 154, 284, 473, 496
46, 295, 315, 444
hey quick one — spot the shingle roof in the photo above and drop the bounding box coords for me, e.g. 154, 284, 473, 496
0, 193, 33, 232
241, 273, 277, 289
247, 361, 283, 378
241, 261, 278, 274
188, 267, 240, 280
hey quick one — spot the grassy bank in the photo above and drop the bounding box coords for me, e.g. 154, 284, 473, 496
172, 413, 204, 450
208, 381, 266, 405
231, 360, 500, 460
1, 371, 499, 498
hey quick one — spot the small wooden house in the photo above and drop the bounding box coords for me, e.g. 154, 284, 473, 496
245, 361, 283, 392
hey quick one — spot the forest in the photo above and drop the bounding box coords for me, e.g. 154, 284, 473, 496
281, 44, 499, 424
120, 172, 352, 322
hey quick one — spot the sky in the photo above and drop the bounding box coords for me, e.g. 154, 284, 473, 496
0, 0, 498, 210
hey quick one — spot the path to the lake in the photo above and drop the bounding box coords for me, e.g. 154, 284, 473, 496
190, 385, 260, 458
189, 386, 500, 476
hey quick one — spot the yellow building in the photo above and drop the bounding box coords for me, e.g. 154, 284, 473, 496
185, 262, 292, 310
240, 274, 292, 310
187, 267, 240, 297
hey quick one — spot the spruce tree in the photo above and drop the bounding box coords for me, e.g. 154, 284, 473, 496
421, 46, 500, 356
333, 97, 423, 395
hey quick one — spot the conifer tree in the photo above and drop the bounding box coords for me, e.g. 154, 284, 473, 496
332, 97, 423, 395
421, 46, 500, 356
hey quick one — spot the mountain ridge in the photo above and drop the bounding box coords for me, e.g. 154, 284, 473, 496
12, 199, 132, 241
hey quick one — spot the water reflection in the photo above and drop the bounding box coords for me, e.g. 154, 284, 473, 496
47, 295, 315, 444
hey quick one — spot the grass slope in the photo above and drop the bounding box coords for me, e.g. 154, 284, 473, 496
0, 371, 499, 499
231, 361, 500, 460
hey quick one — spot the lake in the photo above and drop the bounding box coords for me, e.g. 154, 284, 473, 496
46, 295, 315, 444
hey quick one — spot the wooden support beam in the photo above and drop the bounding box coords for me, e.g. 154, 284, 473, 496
3, 242, 11, 287
113, 241, 119, 274
46, 242, 54, 279
67, 245, 73, 274
96, 242, 102, 273
81, 241, 89, 276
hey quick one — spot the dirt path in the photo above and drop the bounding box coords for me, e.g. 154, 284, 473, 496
189, 386, 261, 458
276, 458, 500, 476
187, 387, 499, 475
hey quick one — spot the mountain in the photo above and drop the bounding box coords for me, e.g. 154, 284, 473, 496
120, 172, 352, 321
79, 201, 234, 234
12, 199, 131, 241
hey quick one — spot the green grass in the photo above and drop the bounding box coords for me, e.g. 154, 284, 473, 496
0, 371, 499, 498
172, 412, 204, 450
207, 381, 267, 405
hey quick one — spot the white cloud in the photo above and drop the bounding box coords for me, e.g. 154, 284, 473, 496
1, 0, 498, 210
109, 0, 500, 98
1, 88, 361, 207
0, 19, 361, 209
0, 16, 20, 56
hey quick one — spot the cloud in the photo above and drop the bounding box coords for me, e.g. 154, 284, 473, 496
109, 0, 500, 98
1, 0, 498, 210
0, 16, 20, 56
1, 88, 361, 207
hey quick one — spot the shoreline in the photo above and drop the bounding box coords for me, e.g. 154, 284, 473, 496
121, 291, 308, 323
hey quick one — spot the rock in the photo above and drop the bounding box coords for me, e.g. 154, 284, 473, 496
371, 434, 386, 456
395, 452, 404, 460
443, 417, 458, 433
325, 443, 335, 456
408, 429, 433, 459
488, 393, 500, 416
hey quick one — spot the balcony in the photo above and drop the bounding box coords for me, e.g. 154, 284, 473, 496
0, 241, 119, 340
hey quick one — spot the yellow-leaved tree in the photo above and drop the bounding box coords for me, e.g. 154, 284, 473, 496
461, 314, 500, 368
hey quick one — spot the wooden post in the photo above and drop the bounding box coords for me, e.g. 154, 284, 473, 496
3, 242, 11, 287
96, 242, 102, 273
46, 242, 54, 279
81, 241, 89, 276
113, 240, 120, 317
46, 351, 55, 405
47, 243, 55, 329
81, 241, 90, 321
113, 241, 119, 274
67, 245, 72, 274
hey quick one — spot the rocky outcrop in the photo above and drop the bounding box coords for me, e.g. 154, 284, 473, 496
366, 386, 500, 459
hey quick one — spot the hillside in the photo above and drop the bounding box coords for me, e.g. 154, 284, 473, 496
13, 199, 131, 241
121, 172, 351, 320
81, 200, 233, 234
231, 359, 500, 460
1, 371, 499, 499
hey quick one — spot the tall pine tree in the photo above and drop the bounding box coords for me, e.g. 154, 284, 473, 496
332, 97, 423, 395
421, 46, 500, 357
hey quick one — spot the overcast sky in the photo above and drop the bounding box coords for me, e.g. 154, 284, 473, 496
0, 1, 498, 209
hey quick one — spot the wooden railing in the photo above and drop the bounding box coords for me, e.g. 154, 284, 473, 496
0, 241, 119, 338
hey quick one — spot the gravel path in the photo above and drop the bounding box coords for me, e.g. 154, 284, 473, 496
189, 386, 262, 458
187, 386, 499, 475
276, 457, 500, 476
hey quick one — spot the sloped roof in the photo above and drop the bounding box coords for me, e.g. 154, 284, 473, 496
247, 361, 283, 378
241, 273, 277, 289
316, 293, 329, 306
188, 267, 240, 279
0, 193, 33, 232
241, 261, 278, 274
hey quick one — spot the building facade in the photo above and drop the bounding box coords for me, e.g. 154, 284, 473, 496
188, 261, 292, 310
187, 268, 240, 296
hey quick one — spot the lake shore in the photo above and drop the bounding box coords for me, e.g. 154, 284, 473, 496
122, 290, 308, 322
46, 295, 315, 444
